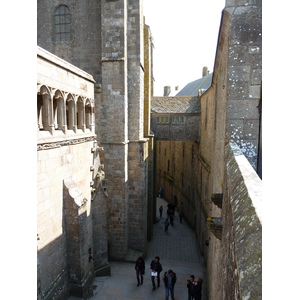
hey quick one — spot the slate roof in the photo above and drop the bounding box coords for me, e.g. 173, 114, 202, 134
151, 96, 200, 114
176, 72, 213, 96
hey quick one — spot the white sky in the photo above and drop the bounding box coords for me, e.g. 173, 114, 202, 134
143, 0, 225, 96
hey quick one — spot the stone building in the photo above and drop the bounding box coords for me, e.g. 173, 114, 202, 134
37, 0, 154, 298
151, 1, 262, 299
37, 46, 106, 298
37, 0, 262, 299
150, 96, 201, 224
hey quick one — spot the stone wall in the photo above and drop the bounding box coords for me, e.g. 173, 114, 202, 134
37, 46, 110, 299
37, 0, 102, 84
37, 0, 154, 262
144, 22, 155, 239
37, 140, 96, 299
198, 9, 231, 299
222, 141, 262, 299
225, 0, 262, 171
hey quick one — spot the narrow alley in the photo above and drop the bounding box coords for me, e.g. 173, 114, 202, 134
71, 197, 206, 300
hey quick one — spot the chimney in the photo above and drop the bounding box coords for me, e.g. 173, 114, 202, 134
164, 86, 171, 96
202, 66, 209, 77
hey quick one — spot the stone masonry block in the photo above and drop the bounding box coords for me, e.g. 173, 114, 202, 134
251, 69, 262, 85
228, 65, 251, 82
228, 82, 249, 100
249, 85, 261, 99
227, 99, 260, 120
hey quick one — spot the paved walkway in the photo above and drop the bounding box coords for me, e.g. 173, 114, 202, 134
69, 197, 206, 299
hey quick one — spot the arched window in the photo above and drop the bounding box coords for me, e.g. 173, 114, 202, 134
85, 100, 92, 130
77, 97, 84, 130
53, 90, 65, 131
66, 94, 75, 131
54, 5, 71, 42
38, 85, 54, 133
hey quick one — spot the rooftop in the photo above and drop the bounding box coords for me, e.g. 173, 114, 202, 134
176, 72, 213, 96
151, 96, 200, 114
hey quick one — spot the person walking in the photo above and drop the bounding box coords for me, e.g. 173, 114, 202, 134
162, 269, 177, 300
169, 214, 174, 226
159, 205, 163, 218
135, 256, 145, 287
187, 275, 195, 300
179, 209, 184, 223
191, 277, 203, 300
150, 256, 163, 290
159, 187, 163, 198
164, 218, 169, 232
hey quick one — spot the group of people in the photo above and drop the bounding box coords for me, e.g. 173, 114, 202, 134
159, 204, 184, 232
187, 274, 203, 300
135, 256, 202, 300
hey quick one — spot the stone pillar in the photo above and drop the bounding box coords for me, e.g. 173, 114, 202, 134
63, 178, 94, 298
127, 0, 144, 141
144, 21, 155, 240
127, 0, 149, 253
100, 0, 129, 260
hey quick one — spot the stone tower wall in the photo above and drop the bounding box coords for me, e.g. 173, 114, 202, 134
225, 0, 262, 171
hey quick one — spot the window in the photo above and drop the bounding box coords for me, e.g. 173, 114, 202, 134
172, 116, 184, 123
55, 5, 71, 42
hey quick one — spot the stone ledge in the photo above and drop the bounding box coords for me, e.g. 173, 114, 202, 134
207, 217, 223, 240
225, 141, 262, 299
211, 193, 223, 209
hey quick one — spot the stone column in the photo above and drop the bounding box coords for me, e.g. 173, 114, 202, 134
42, 93, 55, 134
63, 178, 94, 298
100, 0, 129, 260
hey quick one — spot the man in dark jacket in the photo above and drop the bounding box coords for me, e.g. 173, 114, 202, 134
150, 256, 163, 290
135, 256, 145, 286
162, 269, 177, 300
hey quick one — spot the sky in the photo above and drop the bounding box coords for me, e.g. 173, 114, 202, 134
143, 0, 225, 96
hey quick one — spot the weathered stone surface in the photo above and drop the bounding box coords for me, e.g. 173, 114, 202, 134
222, 141, 262, 300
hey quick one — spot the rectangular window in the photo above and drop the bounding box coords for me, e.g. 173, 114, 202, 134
157, 117, 160, 123
165, 117, 169, 123
162, 117, 165, 123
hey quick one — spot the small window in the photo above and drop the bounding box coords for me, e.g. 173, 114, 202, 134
161, 117, 165, 123
180, 117, 184, 123
55, 5, 71, 42
165, 117, 169, 123
157, 117, 160, 123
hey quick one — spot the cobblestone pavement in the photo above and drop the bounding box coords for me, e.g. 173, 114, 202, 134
69, 197, 206, 300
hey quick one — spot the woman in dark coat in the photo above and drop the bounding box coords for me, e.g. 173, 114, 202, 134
191, 277, 203, 300
135, 256, 145, 286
